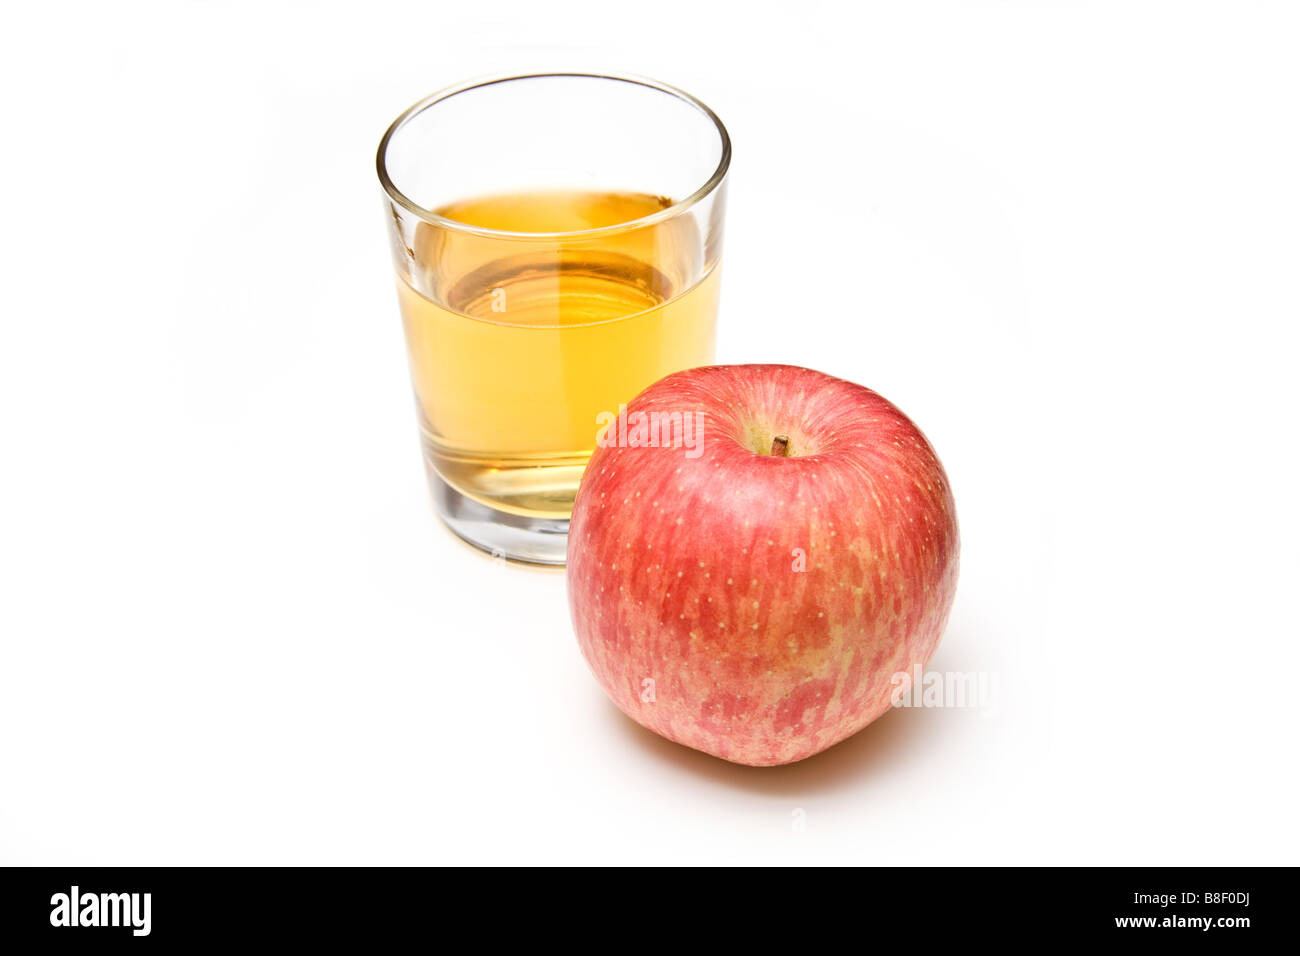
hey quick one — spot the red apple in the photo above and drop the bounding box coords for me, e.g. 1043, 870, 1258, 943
567, 364, 959, 766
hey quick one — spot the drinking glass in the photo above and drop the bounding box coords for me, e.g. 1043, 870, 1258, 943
377, 73, 730, 564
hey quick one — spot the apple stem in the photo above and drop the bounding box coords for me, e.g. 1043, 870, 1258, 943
770, 435, 790, 457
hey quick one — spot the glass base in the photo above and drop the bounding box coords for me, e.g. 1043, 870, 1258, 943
430, 474, 569, 566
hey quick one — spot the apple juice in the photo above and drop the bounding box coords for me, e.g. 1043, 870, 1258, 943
395, 190, 721, 518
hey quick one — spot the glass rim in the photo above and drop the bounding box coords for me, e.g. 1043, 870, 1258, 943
375, 71, 732, 241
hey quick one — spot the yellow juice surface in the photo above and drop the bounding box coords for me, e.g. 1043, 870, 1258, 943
396, 190, 720, 518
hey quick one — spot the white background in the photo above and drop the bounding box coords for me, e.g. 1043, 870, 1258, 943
2, 1, 1296, 865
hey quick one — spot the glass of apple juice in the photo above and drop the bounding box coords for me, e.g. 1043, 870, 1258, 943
376, 73, 730, 564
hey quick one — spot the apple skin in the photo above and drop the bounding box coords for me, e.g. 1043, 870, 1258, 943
567, 364, 959, 767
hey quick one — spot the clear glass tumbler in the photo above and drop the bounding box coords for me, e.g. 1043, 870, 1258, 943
377, 73, 730, 564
